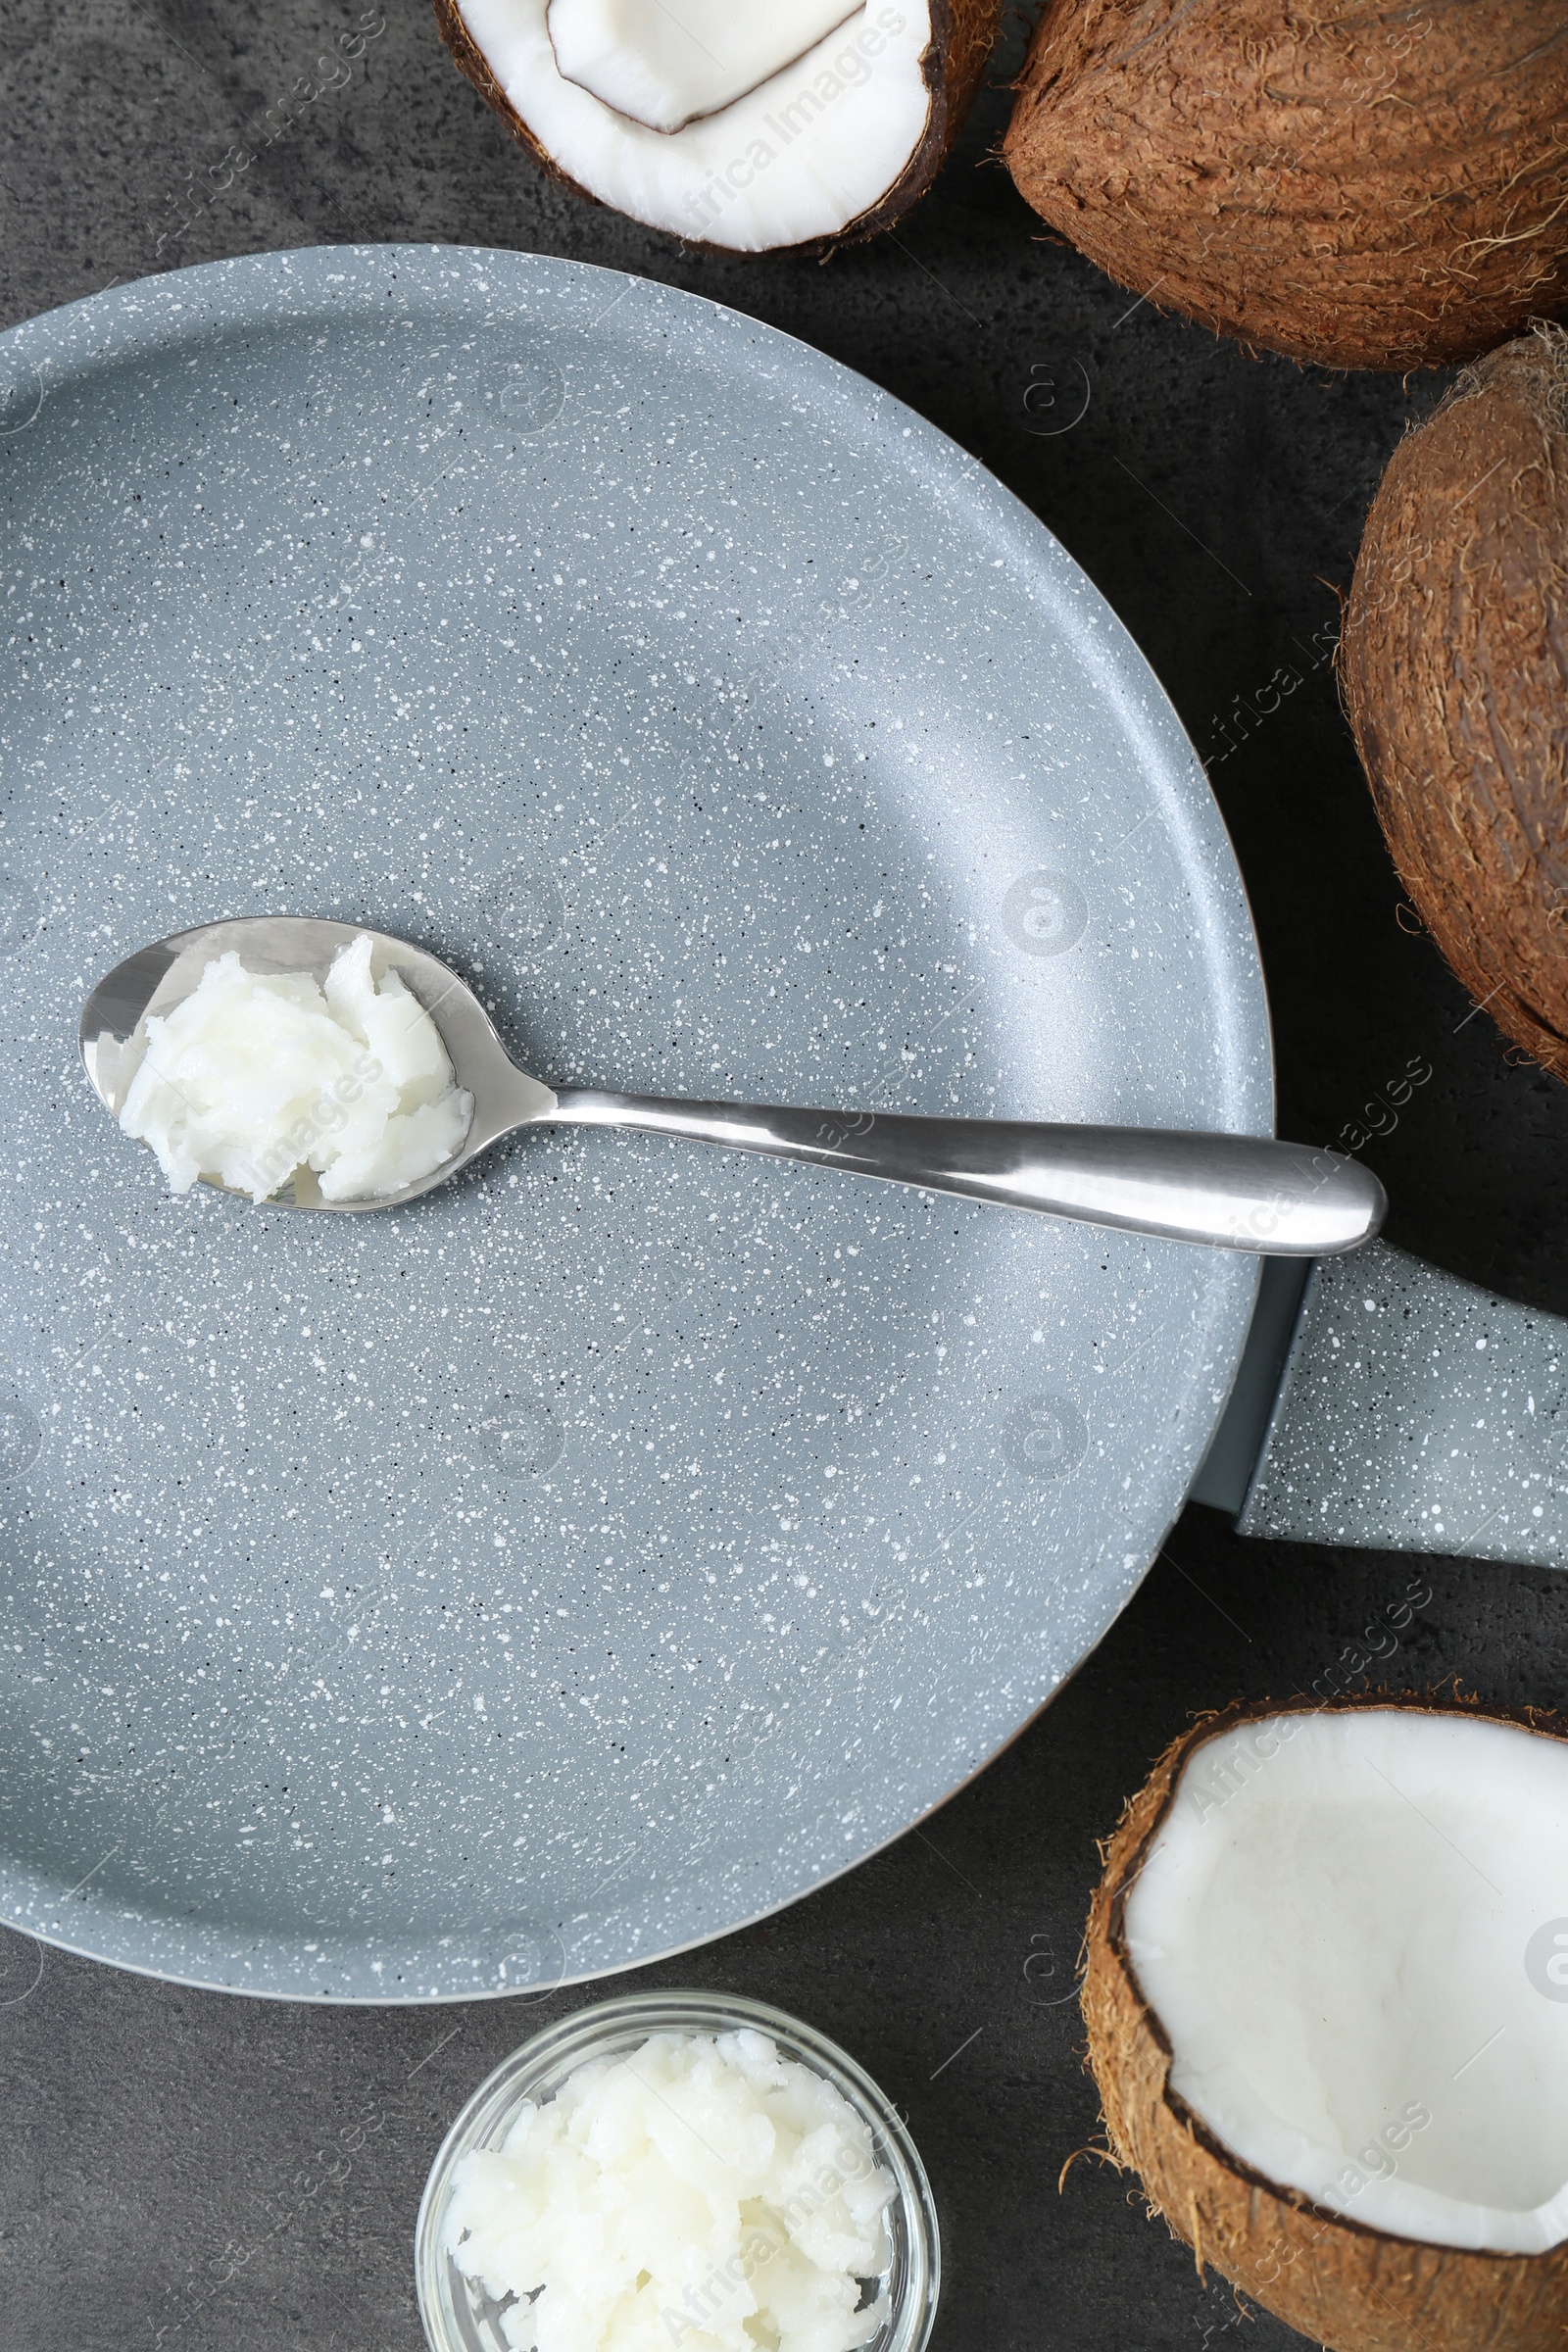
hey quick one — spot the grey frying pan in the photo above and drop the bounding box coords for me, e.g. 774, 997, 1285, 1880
0, 247, 1557, 2003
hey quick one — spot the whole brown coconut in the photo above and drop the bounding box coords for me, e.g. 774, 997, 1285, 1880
1004, 1, 1568, 371
1343, 325, 1568, 1079
433, 0, 1001, 256
1082, 1695, 1568, 2352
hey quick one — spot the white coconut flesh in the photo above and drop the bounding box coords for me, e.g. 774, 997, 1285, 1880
456, 0, 937, 249
546, 0, 863, 131
1123, 1708, 1568, 2254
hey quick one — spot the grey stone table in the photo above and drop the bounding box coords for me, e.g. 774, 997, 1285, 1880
2, 6, 1565, 2348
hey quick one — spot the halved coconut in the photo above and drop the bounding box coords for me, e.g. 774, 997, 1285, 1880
1083, 1696, 1568, 2351
432, 0, 1001, 252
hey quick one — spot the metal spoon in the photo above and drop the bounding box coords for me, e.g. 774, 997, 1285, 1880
80, 916, 1385, 1255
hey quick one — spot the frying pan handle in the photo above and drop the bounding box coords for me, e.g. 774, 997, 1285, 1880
1193, 1242, 1568, 1567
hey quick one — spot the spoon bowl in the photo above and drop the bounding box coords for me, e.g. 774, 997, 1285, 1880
80, 915, 557, 1211
81, 915, 1387, 1253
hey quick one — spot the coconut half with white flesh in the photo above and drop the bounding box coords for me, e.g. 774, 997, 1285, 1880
1083, 1696, 1568, 2352
432, 0, 1001, 252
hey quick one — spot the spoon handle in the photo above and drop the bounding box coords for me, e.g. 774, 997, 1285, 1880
545, 1092, 1384, 1255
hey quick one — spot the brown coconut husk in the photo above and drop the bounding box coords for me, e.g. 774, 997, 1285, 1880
1343, 325, 1568, 1081
1082, 1694, 1568, 2352
1003, 0, 1568, 372
431, 0, 1002, 257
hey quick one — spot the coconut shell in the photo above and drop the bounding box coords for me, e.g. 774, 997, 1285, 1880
1082, 1695, 1568, 2352
431, 0, 1002, 256
1003, 0, 1568, 372
1343, 326, 1568, 1080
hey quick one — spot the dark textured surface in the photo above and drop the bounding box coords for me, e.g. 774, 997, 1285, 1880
2, 5, 1566, 2349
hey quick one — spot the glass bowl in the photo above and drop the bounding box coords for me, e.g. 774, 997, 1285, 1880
416, 1988, 941, 2352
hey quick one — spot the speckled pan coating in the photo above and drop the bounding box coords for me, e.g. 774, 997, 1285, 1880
1238, 1240, 1568, 1563
0, 246, 1271, 2000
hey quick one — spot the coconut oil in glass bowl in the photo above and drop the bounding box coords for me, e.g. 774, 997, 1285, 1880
415, 1989, 941, 2352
